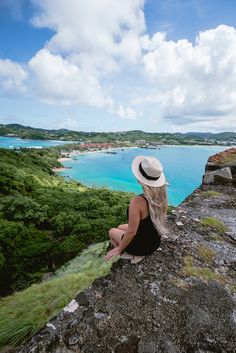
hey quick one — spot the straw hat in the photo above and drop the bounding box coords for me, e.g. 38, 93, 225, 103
131, 155, 166, 187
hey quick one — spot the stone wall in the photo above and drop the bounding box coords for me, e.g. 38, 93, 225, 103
203, 147, 236, 185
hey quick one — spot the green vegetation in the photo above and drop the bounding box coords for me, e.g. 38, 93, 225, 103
180, 256, 226, 283
167, 205, 175, 214
208, 232, 224, 241
200, 217, 228, 234
183, 255, 194, 267
0, 147, 131, 296
201, 190, 222, 197
0, 242, 114, 348
220, 152, 236, 164
181, 265, 226, 282
178, 254, 236, 294
1, 123, 235, 145
197, 245, 215, 264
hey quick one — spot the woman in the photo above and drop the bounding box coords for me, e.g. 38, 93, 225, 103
105, 155, 169, 263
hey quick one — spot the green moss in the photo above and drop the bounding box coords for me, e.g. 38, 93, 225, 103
178, 255, 235, 293
208, 232, 224, 242
201, 190, 222, 197
197, 245, 215, 264
220, 153, 236, 164
200, 217, 228, 234
181, 265, 226, 283
180, 255, 229, 287
183, 255, 194, 267
0, 241, 114, 348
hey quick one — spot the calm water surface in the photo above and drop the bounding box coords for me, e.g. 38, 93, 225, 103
0, 136, 76, 148
58, 145, 229, 206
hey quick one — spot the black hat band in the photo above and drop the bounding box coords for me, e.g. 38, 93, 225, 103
139, 162, 160, 181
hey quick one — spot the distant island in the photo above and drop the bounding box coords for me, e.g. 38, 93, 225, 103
0, 123, 236, 147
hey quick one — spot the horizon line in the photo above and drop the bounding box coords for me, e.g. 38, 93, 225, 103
0, 123, 235, 135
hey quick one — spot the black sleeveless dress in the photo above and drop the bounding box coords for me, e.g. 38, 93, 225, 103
121, 194, 161, 256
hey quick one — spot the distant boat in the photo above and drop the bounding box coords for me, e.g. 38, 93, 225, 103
141, 145, 161, 150
104, 151, 117, 154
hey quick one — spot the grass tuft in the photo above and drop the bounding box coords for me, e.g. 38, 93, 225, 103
180, 256, 227, 285
220, 153, 236, 165
201, 190, 222, 197
197, 245, 215, 264
181, 265, 226, 283
167, 205, 175, 214
0, 241, 113, 348
200, 217, 228, 234
208, 232, 223, 242
183, 256, 194, 267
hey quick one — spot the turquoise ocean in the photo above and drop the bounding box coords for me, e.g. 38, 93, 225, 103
0, 136, 230, 206
58, 145, 229, 206
0, 136, 76, 149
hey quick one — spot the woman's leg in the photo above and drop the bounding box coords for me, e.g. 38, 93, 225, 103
108, 228, 125, 247
118, 224, 128, 231
108, 227, 143, 263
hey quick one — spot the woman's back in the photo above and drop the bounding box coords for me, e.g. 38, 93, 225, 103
125, 194, 161, 256
137, 194, 150, 220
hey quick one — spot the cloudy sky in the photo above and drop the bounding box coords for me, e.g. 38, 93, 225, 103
0, 0, 236, 132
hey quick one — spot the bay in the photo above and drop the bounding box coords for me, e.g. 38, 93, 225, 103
58, 145, 230, 206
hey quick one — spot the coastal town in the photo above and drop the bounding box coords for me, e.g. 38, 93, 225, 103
1, 124, 236, 150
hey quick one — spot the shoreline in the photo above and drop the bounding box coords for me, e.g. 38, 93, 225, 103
53, 147, 138, 172
53, 144, 232, 171
60, 146, 138, 160
58, 144, 232, 162
52, 166, 72, 172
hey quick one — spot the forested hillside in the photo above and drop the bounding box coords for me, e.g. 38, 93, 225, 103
0, 148, 131, 296
1, 123, 236, 144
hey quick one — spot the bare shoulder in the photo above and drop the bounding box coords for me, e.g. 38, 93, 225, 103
129, 195, 146, 208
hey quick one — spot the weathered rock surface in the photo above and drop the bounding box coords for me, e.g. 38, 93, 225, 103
16, 148, 236, 353
203, 147, 236, 186
203, 167, 232, 185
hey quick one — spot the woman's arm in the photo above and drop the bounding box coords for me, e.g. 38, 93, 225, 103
118, 197, 141, 253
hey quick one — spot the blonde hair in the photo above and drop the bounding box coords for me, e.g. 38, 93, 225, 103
141, 182, 169, 237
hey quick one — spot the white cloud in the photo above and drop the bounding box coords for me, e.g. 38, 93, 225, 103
140, 25, 236, 129
31, 0, 145, 75
29, 48, 112, 108
116, 105, 137, 119
28, 0, 145, 115
0, 58, 27, 92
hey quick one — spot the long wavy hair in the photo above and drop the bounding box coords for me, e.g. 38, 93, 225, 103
140, 182, 169, 237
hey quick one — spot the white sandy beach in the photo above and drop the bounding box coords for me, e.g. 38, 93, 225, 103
58, 157, 72, 162
68, 146, 137, 157
52, 146, 138, 173
52, 166, 71, 172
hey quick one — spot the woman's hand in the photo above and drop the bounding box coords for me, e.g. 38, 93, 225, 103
104, 247, 121, 261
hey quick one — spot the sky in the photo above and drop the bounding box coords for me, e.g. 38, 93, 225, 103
0, 0, 236, 133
